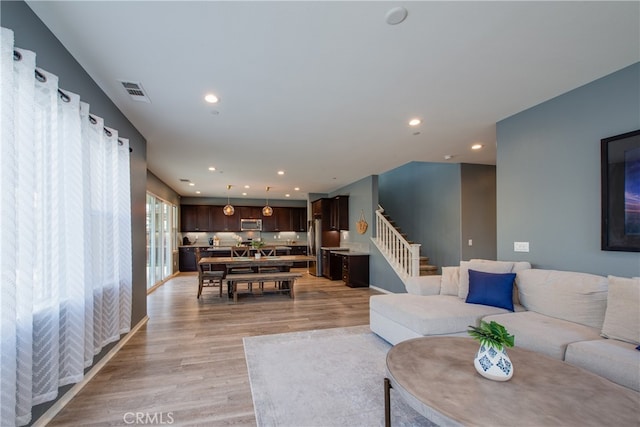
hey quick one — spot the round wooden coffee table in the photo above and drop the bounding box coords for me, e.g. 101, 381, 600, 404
384, 337, 639, 427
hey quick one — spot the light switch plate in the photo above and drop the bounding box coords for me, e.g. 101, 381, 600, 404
514, 241, 529, 252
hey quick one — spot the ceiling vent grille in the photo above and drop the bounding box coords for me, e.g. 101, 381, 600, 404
119, 80, 151, 103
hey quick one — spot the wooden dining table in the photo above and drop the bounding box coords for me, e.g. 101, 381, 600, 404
198, 255, 313, 300
198, 255, 313, 274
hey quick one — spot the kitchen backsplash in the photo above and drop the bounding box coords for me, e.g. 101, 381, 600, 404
181, 230, 307, 246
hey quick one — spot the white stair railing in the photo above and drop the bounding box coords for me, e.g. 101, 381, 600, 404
374, 205, 421, 278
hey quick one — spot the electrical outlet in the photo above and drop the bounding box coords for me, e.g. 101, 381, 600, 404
514, 241, 530, 252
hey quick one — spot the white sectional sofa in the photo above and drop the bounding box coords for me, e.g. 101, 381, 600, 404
370, 259, 640, 392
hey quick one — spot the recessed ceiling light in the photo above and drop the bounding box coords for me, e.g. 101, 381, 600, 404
277, 170, 285, 175
244, 185, 250, 189
471, 144, 484, 150
409, 118, 421, 126
285, 194, 290, 198
242, 192, 247, 196
204, 93, 219, 103
195, 191, 201, 194
444, 155, 454, 160
208, 167, 216, 171
294, 187, 300, 191
189, 182, 195, 186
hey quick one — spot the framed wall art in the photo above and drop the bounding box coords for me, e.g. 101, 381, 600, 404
601, 129, 640, 252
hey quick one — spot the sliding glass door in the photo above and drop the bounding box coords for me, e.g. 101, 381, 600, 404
146, 193, 177, 289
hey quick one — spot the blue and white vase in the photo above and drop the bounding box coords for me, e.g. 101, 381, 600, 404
473, 343, 513, 381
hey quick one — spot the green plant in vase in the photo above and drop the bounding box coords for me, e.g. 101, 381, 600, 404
468, 320, 514, 351
251, 240, 266, 250
468, 320, 515, 381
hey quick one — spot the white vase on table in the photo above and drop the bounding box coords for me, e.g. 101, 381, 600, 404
255, 253, 261, 259
474, 343, 513, 381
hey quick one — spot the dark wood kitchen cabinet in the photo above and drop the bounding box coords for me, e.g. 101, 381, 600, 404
237, 206, 262, 219
291, 207, 308, 232
262, 207, 291, 231
181, 204, 306, 232
341, 253, 369, 287
181, 205, 211, 231
262, 207, 307, 232
210, 205, 236, 231
178, 246, 197, 271
330, 196, 349, 231
312, 196, 349, 231
289, 245, 308, 267
321, 249, 332, 279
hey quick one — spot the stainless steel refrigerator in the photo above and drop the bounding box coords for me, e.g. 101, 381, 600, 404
308, 218, 322, 276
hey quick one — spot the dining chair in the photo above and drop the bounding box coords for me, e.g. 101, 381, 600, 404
258, 246, 281, 289
230, 246, 254, 276
231, 247, 250, 257
195, 248, 225, 299
259, 247, 276, 256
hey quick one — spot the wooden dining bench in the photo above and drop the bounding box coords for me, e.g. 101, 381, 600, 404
225, 272, 302, 303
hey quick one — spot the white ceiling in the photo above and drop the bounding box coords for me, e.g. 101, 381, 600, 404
26, 1, 639, 200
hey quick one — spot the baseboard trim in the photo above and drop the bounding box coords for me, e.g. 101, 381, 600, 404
33, 315, 150, 427
369, 285, 393, 294
147, 271, 180, 294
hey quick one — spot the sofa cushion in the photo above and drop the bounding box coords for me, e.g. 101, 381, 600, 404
439, 266, 460, 296
466, 270, 516, 311
516, 269, 608, 329
370, 294, 511, 336
458, 261, 513, 299
601, 276, 640, 345
565, 338, 640, 392
483, 311, 602, 360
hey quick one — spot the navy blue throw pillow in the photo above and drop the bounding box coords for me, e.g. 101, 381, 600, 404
636, 345, 640, 351
466, 269, 516, 312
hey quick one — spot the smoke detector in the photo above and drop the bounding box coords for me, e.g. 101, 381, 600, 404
386, 7, 408, 25
119, 80, 151, 103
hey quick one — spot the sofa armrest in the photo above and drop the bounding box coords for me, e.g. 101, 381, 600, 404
404, 275, 442, 296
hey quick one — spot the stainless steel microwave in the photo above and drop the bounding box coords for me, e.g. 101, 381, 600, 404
241, 218, 262, 231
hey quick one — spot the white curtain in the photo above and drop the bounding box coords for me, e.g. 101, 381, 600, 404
0, 27, 132, 426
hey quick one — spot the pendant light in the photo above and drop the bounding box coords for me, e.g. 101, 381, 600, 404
223, 184, 235, 216
262, 186, 273, 217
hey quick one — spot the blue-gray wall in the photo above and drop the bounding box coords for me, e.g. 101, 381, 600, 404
497, 62, 640, 277
461, 164, 497, 261
374, 161, 497, 292
379, 161, 462, 267
330, 175, 378, 249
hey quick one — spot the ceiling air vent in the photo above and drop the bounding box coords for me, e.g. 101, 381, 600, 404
118, 80, 151, 103
179, 179, 191, 183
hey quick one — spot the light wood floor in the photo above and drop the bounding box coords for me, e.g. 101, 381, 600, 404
47, 270, 380, 426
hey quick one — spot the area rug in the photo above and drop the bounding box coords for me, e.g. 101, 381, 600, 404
243, 325, 435, 427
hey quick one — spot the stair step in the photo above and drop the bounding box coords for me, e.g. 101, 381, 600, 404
420, 265, 438, 276
380, 209, 437, 276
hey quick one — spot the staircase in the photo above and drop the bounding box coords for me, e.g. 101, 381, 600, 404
371, 205, 438, 285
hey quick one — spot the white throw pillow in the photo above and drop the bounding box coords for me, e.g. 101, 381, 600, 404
517, 269, 608, 329
601, 275, 640, 345
439, 266, 460, 296
458, 261, 513, 299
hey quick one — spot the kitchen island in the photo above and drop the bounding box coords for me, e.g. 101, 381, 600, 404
179, 245, 304, 272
